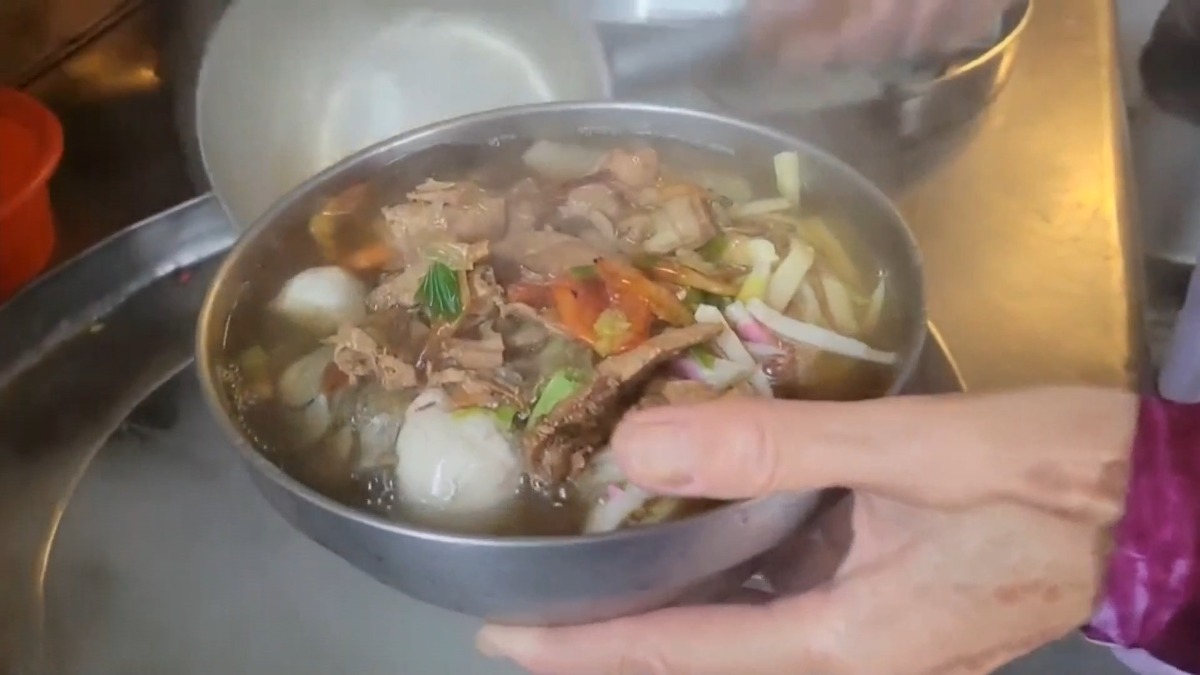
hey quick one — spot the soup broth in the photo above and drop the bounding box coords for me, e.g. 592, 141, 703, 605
218, 136, 903, 536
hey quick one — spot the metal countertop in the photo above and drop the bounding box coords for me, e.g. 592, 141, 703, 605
892, 0, 1144, 390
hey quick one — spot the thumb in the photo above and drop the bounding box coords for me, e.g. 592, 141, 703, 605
610, 394, 1009, 505
611, 396, 941, 501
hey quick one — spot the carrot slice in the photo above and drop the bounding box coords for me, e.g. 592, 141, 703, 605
550, 279, 607, 346
596, 258, 694, 327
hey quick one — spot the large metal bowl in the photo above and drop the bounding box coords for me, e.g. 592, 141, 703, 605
195, 102, 928, 626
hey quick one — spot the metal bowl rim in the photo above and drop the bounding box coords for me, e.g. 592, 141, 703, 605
195, 100, 928, 549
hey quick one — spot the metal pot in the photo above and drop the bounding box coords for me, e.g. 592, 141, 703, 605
195, 101, 928, 626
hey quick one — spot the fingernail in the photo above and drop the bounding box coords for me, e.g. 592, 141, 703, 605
476, 626, 533, 660
475, 629, 503, 658
615, 421, 700, 492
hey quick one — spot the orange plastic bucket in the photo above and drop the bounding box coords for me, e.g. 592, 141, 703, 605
0, 88, 63, 301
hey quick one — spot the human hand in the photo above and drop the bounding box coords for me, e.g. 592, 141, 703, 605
476, 388, 1138, 675
747, 0, 1020, 71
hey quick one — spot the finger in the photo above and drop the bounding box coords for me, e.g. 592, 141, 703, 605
611, 395, 964, 503
746, 0, 847, 49
748, 0, 856, 71
761, 491, 854, 594
611, 388, 1137, 515
822, 0, 909, 67
476, 593, 840, 675
902, 0, 1006, 61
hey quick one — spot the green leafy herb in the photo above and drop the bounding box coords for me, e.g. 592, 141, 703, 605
569, 265, 599, 281
528, 370, 584, 427
416, 261, 463, 321
699, 234, 729, 262
492, 405, 518, 431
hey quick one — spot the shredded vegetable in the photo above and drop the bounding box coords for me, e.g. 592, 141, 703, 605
745, 342, 787, 360
819, 270, 860, 335
642, 258, 740, 297
724, 301, 778, 345
730, 197, 793, 219
774, 151, 803, 206
747, 299, 896, 365
725, 239, 778, 303
451, 405, 519, 432
596, 258, 694, 327
766, 239, 815, 311
675, 354, 755, 390
797, 281, 824, 326
593, 308, 633, 356
528, 370, 584, 426
695, 304, 774, 397
698, 234, 729, 261
863, 276, 887, 334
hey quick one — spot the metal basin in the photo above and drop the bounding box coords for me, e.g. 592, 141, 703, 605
194, 102, 928, 626
195, 0, 612, 230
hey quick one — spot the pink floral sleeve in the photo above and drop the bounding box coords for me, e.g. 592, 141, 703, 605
1084, 397, 1200, 674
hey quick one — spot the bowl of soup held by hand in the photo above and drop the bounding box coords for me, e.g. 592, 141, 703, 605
195, 101, 927, 625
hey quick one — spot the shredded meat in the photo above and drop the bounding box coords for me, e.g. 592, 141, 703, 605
377, 353, 419, 390
328, 326, 418, 390
501, 302, 570, 338
331, 326, 379, 379
616, 212, 654, 244
599, 147, 660, 190
506, 178, 547, 235
563, 183, 622, 219
642, 195, 718, 254
383, 179, 507, 250
467, 266, 504, 315
492, 229, 601, 277
522, 322, 723, 483
443, 328, 505, 371
429, 367, 523, 410
366, 261, 428, 311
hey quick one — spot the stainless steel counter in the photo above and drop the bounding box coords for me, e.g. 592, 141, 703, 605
894, 0, 1144, 390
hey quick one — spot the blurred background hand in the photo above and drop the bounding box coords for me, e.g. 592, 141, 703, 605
748, 0, 1021, 71
477, 388, 1136, 675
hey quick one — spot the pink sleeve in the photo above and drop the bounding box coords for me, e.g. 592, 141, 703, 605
1084, 397, 1200, 674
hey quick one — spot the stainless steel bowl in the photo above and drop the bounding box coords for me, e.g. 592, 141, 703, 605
195, 0, 612, 230
195, 102, 927, 626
